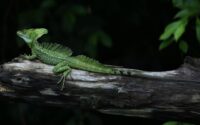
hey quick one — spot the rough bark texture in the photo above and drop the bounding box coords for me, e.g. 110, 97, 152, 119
0, 56, 200, 120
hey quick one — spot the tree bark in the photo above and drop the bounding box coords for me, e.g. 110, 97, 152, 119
0, 56, 200, 121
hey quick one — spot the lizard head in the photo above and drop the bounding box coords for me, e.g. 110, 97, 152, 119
17, 28, 48, 46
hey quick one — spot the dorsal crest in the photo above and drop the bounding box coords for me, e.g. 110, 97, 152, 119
40, 42, 73, 56
75, 55, 104, 66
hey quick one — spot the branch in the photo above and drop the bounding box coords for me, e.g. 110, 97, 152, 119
0, 56, 200, 121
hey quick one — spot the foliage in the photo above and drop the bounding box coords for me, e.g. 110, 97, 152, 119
159, 0, 200, 53
18, 0, 112, 57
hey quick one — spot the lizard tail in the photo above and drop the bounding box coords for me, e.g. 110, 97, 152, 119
112, 68, 140, 76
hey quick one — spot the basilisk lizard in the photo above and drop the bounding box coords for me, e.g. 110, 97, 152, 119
17, 28, 138, 90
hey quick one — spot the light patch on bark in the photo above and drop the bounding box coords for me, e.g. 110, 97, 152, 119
0, 85, 14, 92
3, 60, 53, 74
67, 81, 118, 89
70, 70, 119, 81
40, 88, 58, 96
191, 94, 200, 103
140, 70, 178, 78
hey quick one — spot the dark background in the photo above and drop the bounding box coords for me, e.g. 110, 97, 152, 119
0, 0, 199, 125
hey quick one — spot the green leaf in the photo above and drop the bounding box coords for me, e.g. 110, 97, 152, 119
174, 9, 190, 18
196, 17, 200, 43
160, 21, 181, 40
97, 31, 112, 47
172, 0, 184, 9
62, 12, 76, 32
41, 0, 56, 9
86, 33, 98, 57
159, 38, 173, 50
174, 19, 188, 41
179, 40, 188, 53
88, 31, 112, 47
70, 5, 88, 16
85, 31, 112, 57
88, 33, 98, 46
172, 0, 200, 10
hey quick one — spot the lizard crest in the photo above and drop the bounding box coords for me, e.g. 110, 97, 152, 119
17, 28, 48, 47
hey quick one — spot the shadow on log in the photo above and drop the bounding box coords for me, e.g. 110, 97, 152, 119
0, 56, 200, 121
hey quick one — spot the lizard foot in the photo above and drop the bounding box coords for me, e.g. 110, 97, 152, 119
21, 54, 37, 60
57, 70, 71, 90
57, 75, 67, 90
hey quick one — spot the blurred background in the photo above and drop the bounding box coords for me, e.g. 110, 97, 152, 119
0, 0, 200, 125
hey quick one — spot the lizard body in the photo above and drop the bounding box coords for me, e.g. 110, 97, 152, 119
17, 28, 135, 89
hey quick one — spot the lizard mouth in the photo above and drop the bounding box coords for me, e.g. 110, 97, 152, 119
16, 31, 23, 36
17, 31, 32, 44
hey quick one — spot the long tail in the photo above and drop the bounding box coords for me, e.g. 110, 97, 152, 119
111, 68, 142, 76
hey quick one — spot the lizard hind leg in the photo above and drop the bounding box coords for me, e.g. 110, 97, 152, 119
53, 61, 71, 90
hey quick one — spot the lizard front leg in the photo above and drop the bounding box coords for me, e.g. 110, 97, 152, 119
22, 54, 37, 60
22, 51, 37, 60
53, 61, 71, 90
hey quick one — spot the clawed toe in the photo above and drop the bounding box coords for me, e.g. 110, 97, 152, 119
57, 75, 66, 90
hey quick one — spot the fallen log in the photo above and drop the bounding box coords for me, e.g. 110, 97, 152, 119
0, 56, 200, 121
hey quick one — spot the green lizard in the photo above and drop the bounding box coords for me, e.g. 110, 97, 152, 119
17, 28, 137, 90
